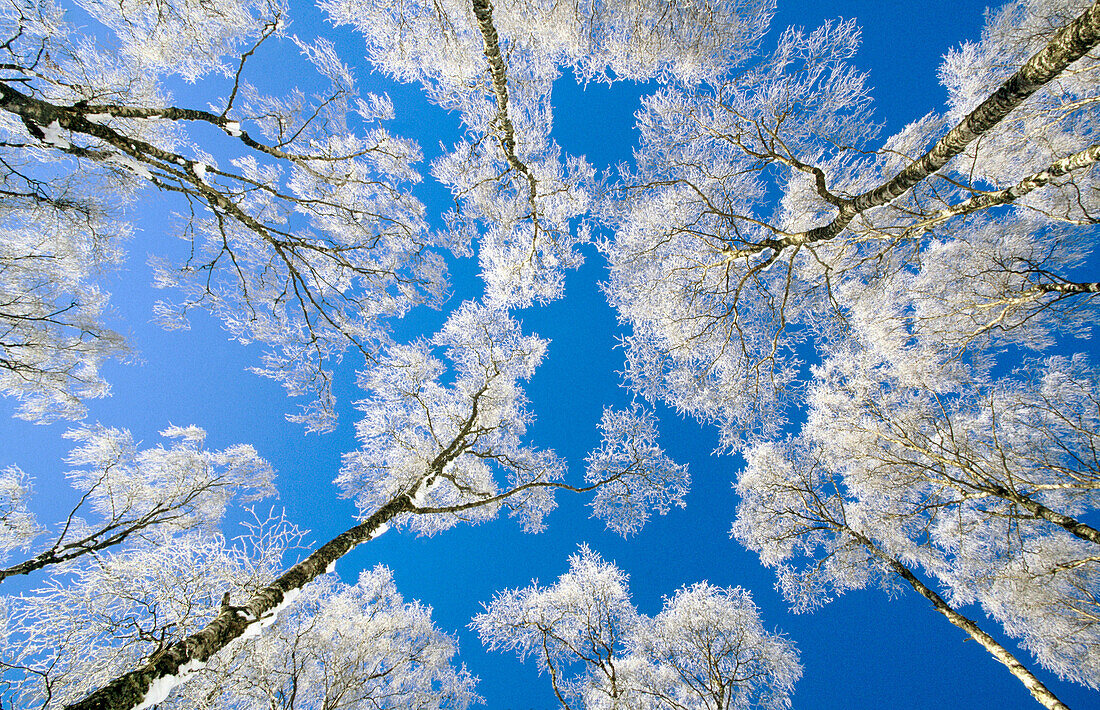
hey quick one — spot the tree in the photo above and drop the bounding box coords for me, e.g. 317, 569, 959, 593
627, 584, 800, 710
65, 303, 689, 710
601, 0, 1100, 448
730, 433, 1079, 710
808, 350, 1100, 548
179, 566, 479, 710
3, 1, 1100, 710
473, 545, 801, 710
758, 346, 1100, 688
596, 4, 1100, 701
0, 0, 452, 430
0, 424, 275, 582
1, 511, 477, 710
0, 2, 716, 707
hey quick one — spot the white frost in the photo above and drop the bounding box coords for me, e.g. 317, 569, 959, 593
191, 162, 208, 183
239, 587, 303, 640
133, 659, 206, 710
260, 587, 302, 629
105, 153, 153, 179
325, 559, 337, 575
368, 522, 390, 540
409, 477, 442, 507
238, 618, 263, 640
40, 120, 70, 149
85, 113, 112, 125
223, 121, 242, 137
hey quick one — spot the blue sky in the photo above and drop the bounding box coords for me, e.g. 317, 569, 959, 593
3, 1, 1099, 709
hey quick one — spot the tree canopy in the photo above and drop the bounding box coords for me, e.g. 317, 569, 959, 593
0, 0, 1098, 709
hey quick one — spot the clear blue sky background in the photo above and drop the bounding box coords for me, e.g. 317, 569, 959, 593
3, 2, 1099, 709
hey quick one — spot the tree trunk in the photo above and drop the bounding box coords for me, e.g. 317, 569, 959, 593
471, 0, 539, 209
905, 143, 1100, 235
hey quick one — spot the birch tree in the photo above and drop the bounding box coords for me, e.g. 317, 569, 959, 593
64, 302, 688, 710
178, 566, 478, 710
783, 347, 1100, 688
729, 425, 1087, 710
6, 1, 1098, 709
473, 545, 801, 710
602, 0, 1100, 447
1, 506, 478, 710
0, 0, 451, 430
0, 512, 305, 709
706, 6, 1100, 698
